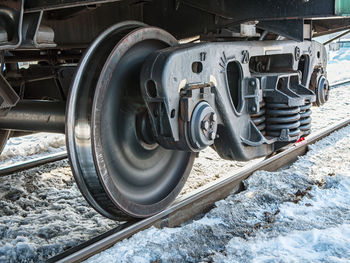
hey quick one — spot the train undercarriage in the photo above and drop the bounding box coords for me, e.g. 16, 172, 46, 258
0, 0, 348, 219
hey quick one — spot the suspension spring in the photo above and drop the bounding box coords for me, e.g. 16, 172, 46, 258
251, 101, 266, 135
299, 102, 312, 136
265, 103, 301, 139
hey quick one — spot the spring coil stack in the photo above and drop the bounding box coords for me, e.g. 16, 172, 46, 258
299, 101, 312, 135
265, 102, 301, 139
250, 101, 266, 135
251, 72, 316, 141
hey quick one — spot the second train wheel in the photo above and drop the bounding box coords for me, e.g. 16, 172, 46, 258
66, 21, 195, 220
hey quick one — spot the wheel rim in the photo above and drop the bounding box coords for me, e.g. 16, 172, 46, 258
66, 21, 195, 219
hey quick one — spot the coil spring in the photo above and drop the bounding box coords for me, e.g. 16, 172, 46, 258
266, 103, 301, 138
299, 102, 312, 136
250, 101, 266, 135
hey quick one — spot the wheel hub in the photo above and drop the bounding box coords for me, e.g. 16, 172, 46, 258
315, 75, 330, 106
189, 101, 217, 150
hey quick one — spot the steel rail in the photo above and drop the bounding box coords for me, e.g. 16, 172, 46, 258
0, 151, 67, 176
330, 79, 350, 88
323, 29, 350, 46
47, 117, 350, 263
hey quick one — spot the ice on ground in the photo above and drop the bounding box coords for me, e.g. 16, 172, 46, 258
0, 133, 65, 167
327, 49, 350, 84
0, 160, 117, 263
85, 125, 350, 263
327, 60, 350, 84
220, 224, 350, 263
329, 48, 350, 63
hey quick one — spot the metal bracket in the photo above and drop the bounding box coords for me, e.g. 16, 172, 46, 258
21, 11, 56, 48
0, 0, 24, 50
0, 74, 19, 109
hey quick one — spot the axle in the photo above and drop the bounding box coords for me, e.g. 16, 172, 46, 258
0, 100, 65, 133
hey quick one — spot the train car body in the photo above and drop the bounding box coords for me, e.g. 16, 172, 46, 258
0, 0, 349, 219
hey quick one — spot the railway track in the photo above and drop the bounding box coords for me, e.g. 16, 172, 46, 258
45, 117, 350, 263
330, 79, 350, 88
0, 151, 67, 176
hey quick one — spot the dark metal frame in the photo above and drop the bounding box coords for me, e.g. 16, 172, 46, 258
140, 40, 326, 160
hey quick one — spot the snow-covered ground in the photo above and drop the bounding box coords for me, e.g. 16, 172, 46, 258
0, 160, 119, 262
0, 47, 349, 262
328, 48, 350, 84
0, 133, 65, 167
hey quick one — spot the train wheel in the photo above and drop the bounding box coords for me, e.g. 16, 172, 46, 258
66, 21, 195, 220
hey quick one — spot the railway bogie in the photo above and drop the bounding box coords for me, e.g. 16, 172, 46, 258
0, 0, 348, 219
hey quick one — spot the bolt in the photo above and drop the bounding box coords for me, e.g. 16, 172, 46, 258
251, 106, 256, 112
308, 47, 312, 57
200, 52, 207, 61
201, 120, 209, 130
209, 132, 216, 140
249, 80, 256, 86
295, 46, 301, 61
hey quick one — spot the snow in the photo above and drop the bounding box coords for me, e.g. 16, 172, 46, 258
0, 45, 350, 262
329, 48, 350, 63
85, 124, 350, 263
0, 133, 65, 167
220, 225, 350, 263
0, 161, 118, 262
327, 48, 350, 84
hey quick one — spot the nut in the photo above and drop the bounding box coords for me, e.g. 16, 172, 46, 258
209, 132, 216, 140
201, 120, 210, 130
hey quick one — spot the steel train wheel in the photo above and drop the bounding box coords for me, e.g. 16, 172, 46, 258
66, 21, 195, 220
